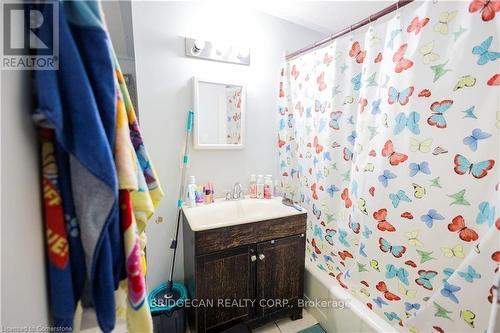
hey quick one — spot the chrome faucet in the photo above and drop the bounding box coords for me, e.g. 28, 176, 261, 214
232, 182, 244, 200
225, 182, 244, 200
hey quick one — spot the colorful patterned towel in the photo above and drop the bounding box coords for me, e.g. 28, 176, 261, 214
104, 8, 164, 332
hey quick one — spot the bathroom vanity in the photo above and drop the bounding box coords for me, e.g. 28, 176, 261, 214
182, 197, 307, 333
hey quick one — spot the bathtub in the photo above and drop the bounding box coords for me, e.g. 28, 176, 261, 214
304, 261, 398, 333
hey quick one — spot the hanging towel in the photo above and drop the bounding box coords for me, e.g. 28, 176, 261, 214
119, 190, 153, 332
113, 76, 138, 191
110, 60, 152, 332
111, 36, 164, 333
55, 136, 87, 321
38, 128, 76, 330
99, 4, 163, 330
34, 2, 124, 331
113, 52, 164, 258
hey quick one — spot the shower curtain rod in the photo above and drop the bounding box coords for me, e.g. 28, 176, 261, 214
285, 0, 414, 61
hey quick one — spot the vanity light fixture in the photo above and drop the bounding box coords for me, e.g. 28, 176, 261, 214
236, 46, 250, 60
214, 42, 230, 56
191, 39, 206, 56
185, 37, 250, 65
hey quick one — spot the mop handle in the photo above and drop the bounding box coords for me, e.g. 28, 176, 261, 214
166, 110, 194, 294
176, 110, 194, 209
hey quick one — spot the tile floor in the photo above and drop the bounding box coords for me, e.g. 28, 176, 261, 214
252, 309, 319, 333
80, 307, 319, 332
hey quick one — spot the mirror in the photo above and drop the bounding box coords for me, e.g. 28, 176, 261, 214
193, 77, 245, 149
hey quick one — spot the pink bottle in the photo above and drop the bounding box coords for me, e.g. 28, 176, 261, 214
249, 174, 257, 198
264, 175, 273, 199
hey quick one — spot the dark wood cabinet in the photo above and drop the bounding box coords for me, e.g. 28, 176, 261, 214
256, 235, 305, 319
183, 213, 307, 333
197, 245, 255, 330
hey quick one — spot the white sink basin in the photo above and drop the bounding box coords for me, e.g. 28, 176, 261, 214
182, 196, 306, 231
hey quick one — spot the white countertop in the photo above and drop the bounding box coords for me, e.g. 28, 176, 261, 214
182, 196, 306, 231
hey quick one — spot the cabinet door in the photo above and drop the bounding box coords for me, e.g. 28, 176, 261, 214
197, 245, 256, 332
256, 234, 305, 318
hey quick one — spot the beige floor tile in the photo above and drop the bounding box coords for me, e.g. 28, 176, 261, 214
252, 321, 281, 333
275, 309, 318, 333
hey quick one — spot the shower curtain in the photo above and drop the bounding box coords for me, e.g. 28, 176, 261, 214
278, 1, 499, 332
226, 86, 243, 144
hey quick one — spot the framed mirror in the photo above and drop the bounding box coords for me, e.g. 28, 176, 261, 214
193, 77, 245, 149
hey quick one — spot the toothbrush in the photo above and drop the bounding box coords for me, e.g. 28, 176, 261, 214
282, 197, 303, 211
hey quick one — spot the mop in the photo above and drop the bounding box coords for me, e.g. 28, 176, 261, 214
148, 110, 193, 314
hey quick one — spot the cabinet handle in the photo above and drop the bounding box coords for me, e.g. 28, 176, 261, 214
258, 254, 265, 261
250, 255, 257, 262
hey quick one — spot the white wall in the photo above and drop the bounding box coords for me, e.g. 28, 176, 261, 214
101, 0, 136, 76
131, 2, 325, 289
0, 2, 324, 326
1, 70, 49, 326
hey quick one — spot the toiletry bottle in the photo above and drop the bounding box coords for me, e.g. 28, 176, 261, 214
187, 176, 196, 207
264, 175, 273, 199
256, 174, 264, 199
195, 185, 204, 205
209, 182, 215, 203
249, 174, 257, 198
204, 184, 211, 204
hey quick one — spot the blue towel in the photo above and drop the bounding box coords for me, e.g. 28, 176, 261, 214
55, 142, 86, 316
38, 128, 76, 329
34, 2, 124, 331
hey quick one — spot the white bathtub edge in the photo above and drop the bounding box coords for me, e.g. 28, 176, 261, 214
305, 261, 399, 333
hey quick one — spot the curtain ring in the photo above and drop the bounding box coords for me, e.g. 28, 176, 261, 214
368, 15, 372, 23
396, 1, 400, 10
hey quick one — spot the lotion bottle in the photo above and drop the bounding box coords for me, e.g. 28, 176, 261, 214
204, 185, 211, 204
256, 174, 264, 199
249, 174, 257, 198
195, 185, 204, 206
209, 182, 215, 203
264, 175, 273, 199
187, 176, 196, 207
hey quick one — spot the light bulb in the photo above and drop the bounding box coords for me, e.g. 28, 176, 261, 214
237, 47, 250, 59
215, 42, 230, 56
191, 39, 206, 55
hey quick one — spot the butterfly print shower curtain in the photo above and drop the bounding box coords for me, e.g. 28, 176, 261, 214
278, 1, 499, 332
